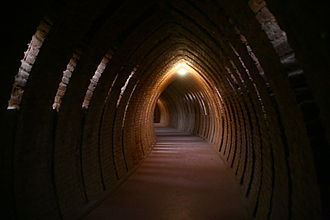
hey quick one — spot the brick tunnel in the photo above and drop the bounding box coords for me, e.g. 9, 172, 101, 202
1, 0, 330, 219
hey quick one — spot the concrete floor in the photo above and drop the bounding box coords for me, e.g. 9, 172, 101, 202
82, 127, 248, 220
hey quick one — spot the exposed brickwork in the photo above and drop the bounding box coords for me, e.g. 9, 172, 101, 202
52, 53, 80, 111
0, 0, 329, 220
7, 18, 52, 109
82, 52, 112, 109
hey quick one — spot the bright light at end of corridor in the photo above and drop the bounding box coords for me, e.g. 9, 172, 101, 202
176, 63, 189, 76
177, 68, 187, 76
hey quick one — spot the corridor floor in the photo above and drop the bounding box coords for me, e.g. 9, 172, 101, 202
82, 127, 248, 220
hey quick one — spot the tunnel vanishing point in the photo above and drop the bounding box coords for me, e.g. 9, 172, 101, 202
1, 0, 329, 219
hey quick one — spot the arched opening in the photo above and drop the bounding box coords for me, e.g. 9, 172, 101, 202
154, 63, 221, 143
153, 102, 161, 123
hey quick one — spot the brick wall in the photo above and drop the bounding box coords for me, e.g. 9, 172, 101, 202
0, 0, 329, 220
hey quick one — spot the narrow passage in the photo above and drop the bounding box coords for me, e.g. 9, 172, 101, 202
83, 127, 248, 220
